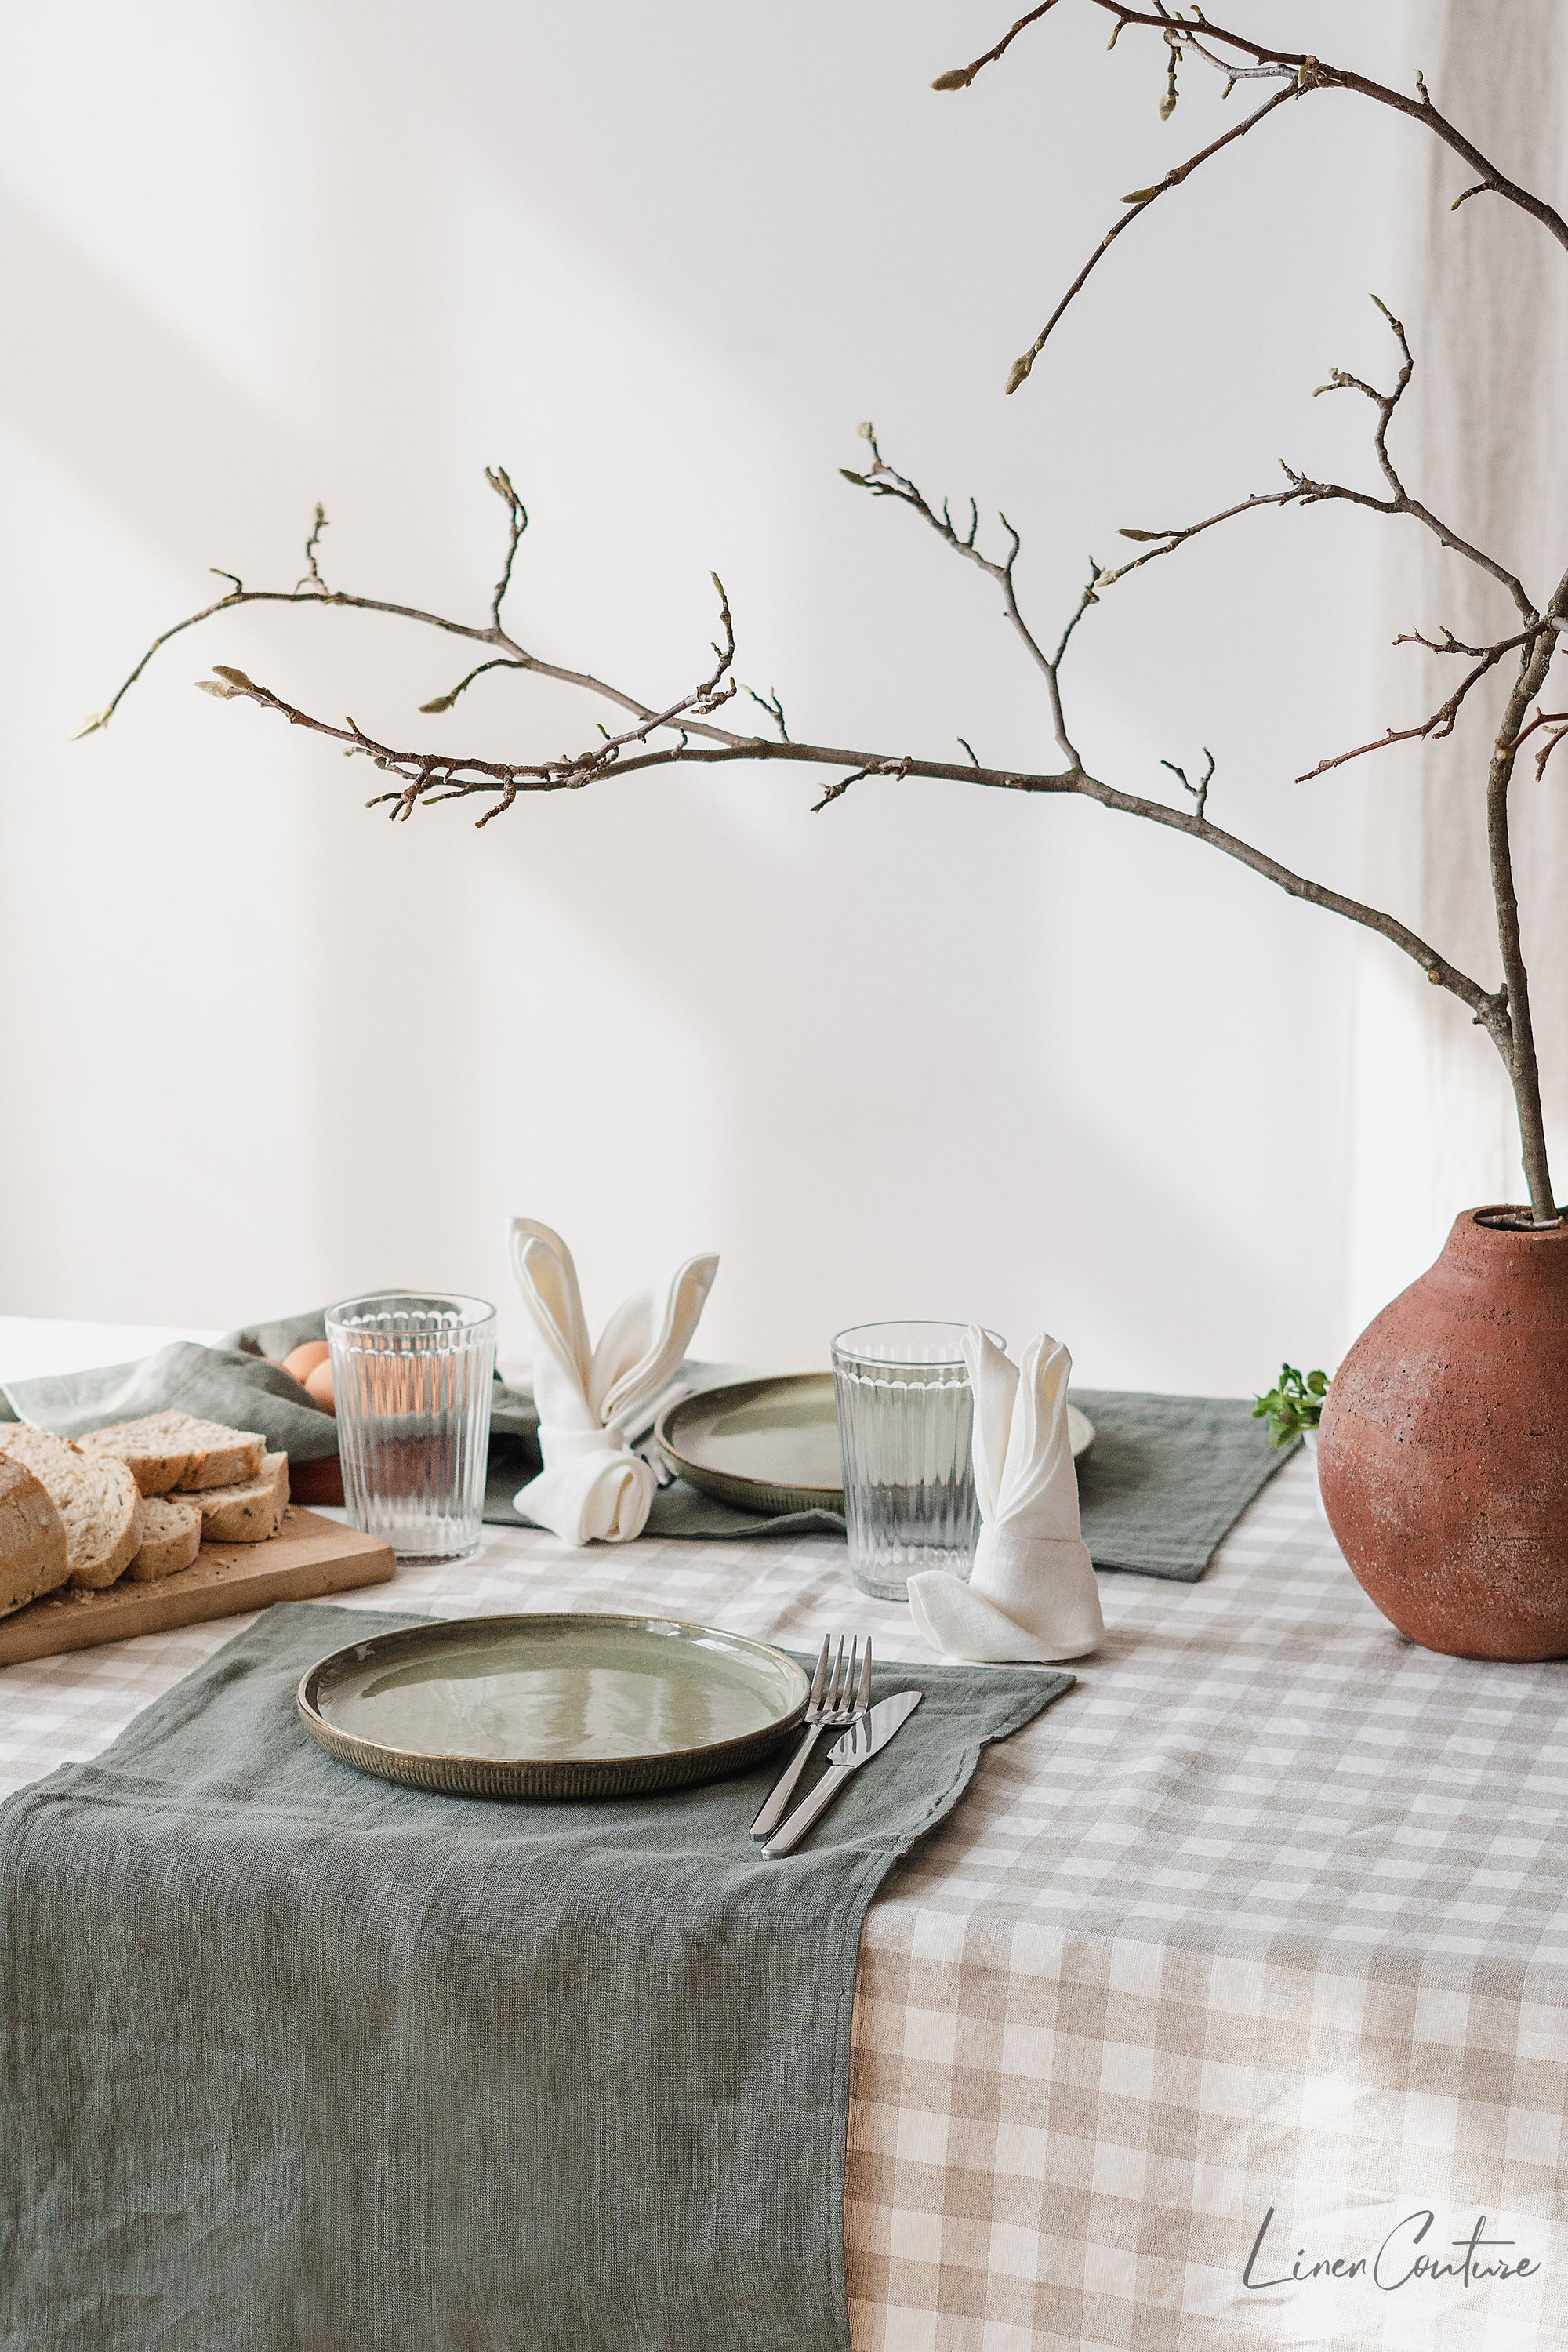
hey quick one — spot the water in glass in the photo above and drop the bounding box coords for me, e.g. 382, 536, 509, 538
326, 1293, 496, 1563
831, 1321, 1000, 1602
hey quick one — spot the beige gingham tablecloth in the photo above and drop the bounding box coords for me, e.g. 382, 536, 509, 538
2, 1451, 1563, 2350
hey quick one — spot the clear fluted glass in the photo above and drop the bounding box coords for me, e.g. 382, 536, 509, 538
326, 1293, 496, 1563
831, 1321, 1000, 1602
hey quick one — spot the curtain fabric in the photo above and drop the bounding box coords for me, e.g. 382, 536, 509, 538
1348, 2, 1568, 1327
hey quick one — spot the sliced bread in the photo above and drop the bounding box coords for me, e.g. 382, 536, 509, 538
176, 1451, 289, 1544
0, 1455, 71, 1618
0, 1427, 140, 1590
129, 1494, 203, 1581
79, 1411, 266, 1497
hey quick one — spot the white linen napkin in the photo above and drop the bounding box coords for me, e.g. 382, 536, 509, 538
507, 1218, 719, 1546
906, 1325, 1104, 1663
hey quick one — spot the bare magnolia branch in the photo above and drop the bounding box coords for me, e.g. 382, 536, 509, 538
975, 3, 1568, 397
85, 3, 1567, 1218
139, 443, 1503, 1054
1297, 627, 1541, 782
1005, 79, 1299, 395
192, 572, 739, 829
83, 466, 742, 754
931, 1, 1063, 93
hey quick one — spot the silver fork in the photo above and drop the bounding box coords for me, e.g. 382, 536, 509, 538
750, 1634, 873, 1842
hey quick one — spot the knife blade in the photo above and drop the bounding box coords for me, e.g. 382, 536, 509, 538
761, 1689, 923, 1857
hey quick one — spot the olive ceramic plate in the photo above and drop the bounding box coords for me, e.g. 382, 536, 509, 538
297, 1613, 811, 1799
655, 1372, 1094, 1516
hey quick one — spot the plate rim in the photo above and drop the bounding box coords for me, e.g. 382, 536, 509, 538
657, 1373, 1094, 1512
657, 1371, 842, 1504
296, 1610, 813, 1787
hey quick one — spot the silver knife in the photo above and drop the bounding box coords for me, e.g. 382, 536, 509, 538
761, 1690, 923, 1857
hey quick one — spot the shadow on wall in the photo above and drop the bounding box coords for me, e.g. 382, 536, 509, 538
0, 181, 315, 572
0, 0, 1365, 1385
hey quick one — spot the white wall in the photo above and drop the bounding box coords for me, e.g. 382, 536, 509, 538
0, 2, 1425, 1389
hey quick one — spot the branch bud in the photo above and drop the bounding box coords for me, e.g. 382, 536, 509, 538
69, 710, 110, 739
1121, 186, 1161, 205
931, 67, 973, 90
212, 664, 257, 691
1004, 354, 1033, 396
419, 692, 457, 713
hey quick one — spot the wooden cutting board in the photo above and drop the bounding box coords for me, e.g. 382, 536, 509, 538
0, 1506, 396, 1667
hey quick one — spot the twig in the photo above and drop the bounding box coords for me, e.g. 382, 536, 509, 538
985, 3, 1568, 395
1306, 298, 1536, 622
419, 657, 525, 716
485, 466, 526, 626
842, 424, 1082, 764
191, 575, 739, 829
811, 755, 911, 812
742, 684, 791, 742
1298, 628, 1540, 780
1161, 747, 1214, 823
1504, 703, 1568, 781
931, 2, 1063, 93
83, 473, 744, 753
295, 503, 329, 594
1005, 80, 1300, 394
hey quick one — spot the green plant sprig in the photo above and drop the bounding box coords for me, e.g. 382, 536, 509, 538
1253, 1363, 1330, 1448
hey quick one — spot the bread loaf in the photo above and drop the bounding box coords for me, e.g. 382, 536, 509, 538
129, 1495, 203, 1581
0, 1427, 140, 1589
0, 1455, 71, 1618
176, 1451, 289, 1544
79, 1411, 266, 1497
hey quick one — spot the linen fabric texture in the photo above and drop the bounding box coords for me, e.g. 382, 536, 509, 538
507, 1218, 719, 1544
8, 1472, 1568, 2348
908, 1327, 1105, 1663
0, 1323, 1292, 1575
0, 1604, 1068, 2352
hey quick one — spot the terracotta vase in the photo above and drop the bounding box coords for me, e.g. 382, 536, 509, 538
1318, 1206, 1568, 1662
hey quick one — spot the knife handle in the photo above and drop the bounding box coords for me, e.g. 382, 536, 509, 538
762, 1762, 853, 1857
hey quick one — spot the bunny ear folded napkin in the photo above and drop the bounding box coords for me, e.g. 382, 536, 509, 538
508, 1219, 719, 1545
908, 1326, 1105, 1664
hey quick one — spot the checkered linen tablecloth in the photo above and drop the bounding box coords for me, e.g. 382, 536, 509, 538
2, 1453, 1564, 2350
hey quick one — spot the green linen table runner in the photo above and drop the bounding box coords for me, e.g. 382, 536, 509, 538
0, 1604, 1070, 2352
2, 1312, 1294, 1578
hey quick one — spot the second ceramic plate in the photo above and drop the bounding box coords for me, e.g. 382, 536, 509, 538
656, 1374, 1094, 1516
298, 1613, 811, 1799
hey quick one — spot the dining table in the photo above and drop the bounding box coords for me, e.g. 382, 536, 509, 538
1, 1319, 1563, 2350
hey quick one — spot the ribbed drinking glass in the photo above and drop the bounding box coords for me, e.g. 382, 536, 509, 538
831, 1321, 1001, 1602
326, 1293, 496, 1563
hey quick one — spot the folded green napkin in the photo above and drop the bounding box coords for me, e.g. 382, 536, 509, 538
0, 1341, 343, 1461
0, 1603, 1071, 2352
0, 1308, 538, 1468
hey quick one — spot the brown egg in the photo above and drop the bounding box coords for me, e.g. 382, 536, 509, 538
281, 1341, 331, 1386
304, 1357, 336, 1413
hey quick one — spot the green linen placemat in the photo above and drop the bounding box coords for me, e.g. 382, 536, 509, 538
0, 1321, 1293, 1577
1071, 1389, 1298, 1582
0, 1604, 1070, 2352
